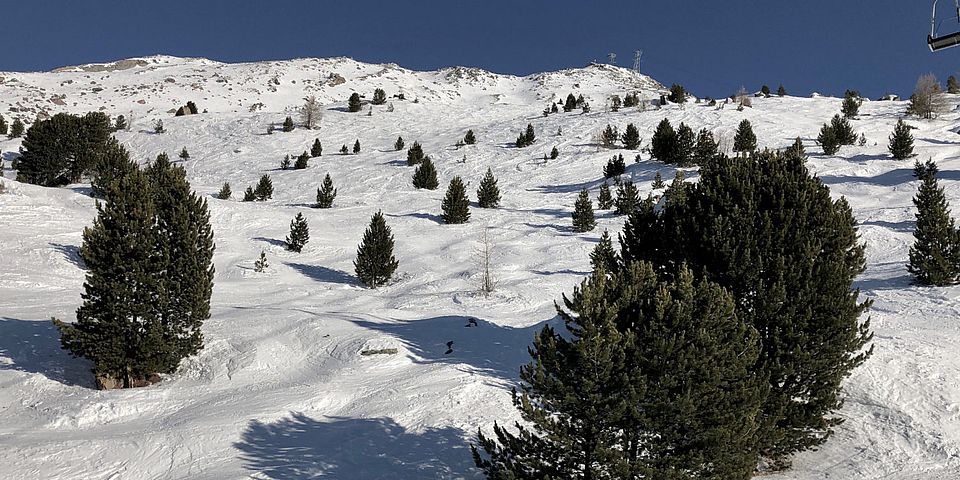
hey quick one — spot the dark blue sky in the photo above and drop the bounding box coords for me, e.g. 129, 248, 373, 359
4, 1, 960, 98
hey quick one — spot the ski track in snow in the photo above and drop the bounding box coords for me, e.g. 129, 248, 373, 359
1, 55, 959, 479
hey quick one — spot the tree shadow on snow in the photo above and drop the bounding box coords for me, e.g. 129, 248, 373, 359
49, 243, 86, 269
820, 168, 960, 187
860, 219, 915, 233
285, 262, 357, 285
348, 315, 555, 379
233, 413, 479, 479
252, 236, 287, 248
0, 317, 94, 388
387, 212, 443, 224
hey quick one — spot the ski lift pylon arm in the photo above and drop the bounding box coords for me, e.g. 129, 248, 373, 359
929, 0, 960, 51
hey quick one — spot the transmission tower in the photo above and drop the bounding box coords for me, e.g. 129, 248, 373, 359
633, 50, 643, 73
607, 52, 617, 65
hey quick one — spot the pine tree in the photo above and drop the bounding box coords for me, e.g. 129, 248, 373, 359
615, 180, 640, 215
282, 116, 295, 132
154, 119, 164, 134
599, 124, 619, 148
761, 85, 771, 97
831, 114, 857, 145
354, 211, 399, 287
651, 118, 677, 164
618, 150, 873, 466
53, 168, 162, 388
841, 94, 860, 118
395, 136, 405, 151
186, 101, 199, 115
597, 182, 613, 209
693, 129, 718, 165
254, 250, 268, 273
572, 189, 596, 232
675, 123, 696, 167
16, 112, 111, 186
550, 146, 559, 159
353, 139, 361, 154
9, 118, 24, 138
315, 174, 337, 208
441, 176, 470, 224
790, 137, 805, 158
668, 83, 687, 103
348, 92, 362, 112
91, 138, 137, 199
285, 212, 309, 253
243, 187, 255, 202
777, 84, 787, 97
908, 159, 960, 286
477, 168, 501, 208
179, 147, 190, 161
888, 118, 914, 160
516, 124, 536, 148
372, 88, 387, 105
818, 123, 840, 155
407, 141, 425, 165
733, 119, 757, 156
464, 129, 477, 145
589, 230, 617, 272
621, 123, 641, 150
340, 144, 349, 155
412, 156, 439, 190
254, 174, 273, 201
311, 138, 323, 157
564, 93, 577, 112
603, 154, 626, 178
280, 155, 291, 170
652, 171, 665, 189
295, 151, 310, 169
217, 182, 232, 200
0, 114, 8, 135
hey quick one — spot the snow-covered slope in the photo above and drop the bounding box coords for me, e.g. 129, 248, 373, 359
1, 56, 959, 479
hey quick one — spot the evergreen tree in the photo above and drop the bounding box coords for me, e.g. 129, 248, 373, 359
282, 116, 295, 132
651, 118, 677, 164
564, 93, 577, 112
243, 187, 256, 202
652, 171, 665, 189
831, 114, 857, 145
395, 136, 405, 151
294, 151, 310, 169
340, 144, 349, 155
348, 92, 362, 112
217, 182, 232, 200
589, 230, 617, 272
818, 123, 840, 155
0, 114, 7, 135
908, 159, 960, 286
950, 75, 960, 94
311, 138, 323, 157
668, 83, 687, 103
675, 123, 696, 167
9, 118, 24, 138
179, 147, 190, 161
477, 168, 501, 208
550, 146, 559, 159
354, 211, 399, 287
888, 119, 914, 160
841, 94, 860, 118
516, 124, 536, 148
53, 168, 162, 388
441, 176, 470, 224
777, 84, 787, 97
16, 112, 111, 186
615, 180, 640, 215
618, 150, 873, 466
603, 154, 626, 178
254, 250, 268, 273
599, 124, 619, 148
790, 137, 805, 158
733, 119, 757, 156
412, 156, 439, 190
91, 138, 137, 199
572, 189, 596, 232
597, 182, 613, 209
621, 123, 641, 150
254, 174, 273, 201
186, 101, 199, 115
285, 212, 309, 253
761, 85, 771, 97
407, 141, 425, 165
154, 119, 165, 134
464, 129, 477, 145
372, 88, 387, 105
353, 139, 361, 154
693, 128, 718, 165
280, 155, 291, 170
316, 174, 337, 208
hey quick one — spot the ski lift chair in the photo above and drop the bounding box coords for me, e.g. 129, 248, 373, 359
929, 0, 960, 51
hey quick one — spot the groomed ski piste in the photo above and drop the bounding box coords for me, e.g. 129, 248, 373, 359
0, 56, 958, 479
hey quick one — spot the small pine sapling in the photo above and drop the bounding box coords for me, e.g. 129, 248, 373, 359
285, 213, 310, 253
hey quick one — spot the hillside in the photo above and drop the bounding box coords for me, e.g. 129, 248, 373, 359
1, 56, 959, 479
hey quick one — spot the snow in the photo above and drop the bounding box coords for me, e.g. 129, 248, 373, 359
1, 56, 959, 479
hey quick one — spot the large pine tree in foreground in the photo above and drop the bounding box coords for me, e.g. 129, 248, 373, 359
908, 159, 960, 286
354, 211, 399, 288
618, 150, 873, 468
473, 262, 764, 479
